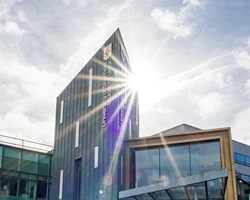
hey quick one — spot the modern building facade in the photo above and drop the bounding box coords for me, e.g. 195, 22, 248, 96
51, 29, 139, 200
0, 135, 52, 200
119, 126, 238, 200
233, 140, 250, 181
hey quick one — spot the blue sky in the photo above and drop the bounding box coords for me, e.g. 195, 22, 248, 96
0, 0, 250, 145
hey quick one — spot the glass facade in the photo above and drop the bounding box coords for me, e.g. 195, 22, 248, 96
0, 144, 51, 200
135, 140, 221, 187
237, 179, 250, 200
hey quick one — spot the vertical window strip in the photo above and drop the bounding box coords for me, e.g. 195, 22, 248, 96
94, 146, 99, 168
60, 100, 64, 124
136, 102, 139, 126
88, 68, 93, 107
121, 155, 123, 185
129, 119, 132, 138
59, 170, 63, 199
75, 121, 80, 148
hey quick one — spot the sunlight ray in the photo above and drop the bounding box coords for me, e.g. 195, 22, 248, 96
102, 91, 136, 189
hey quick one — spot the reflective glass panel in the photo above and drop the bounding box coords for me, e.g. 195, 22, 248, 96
0, 176, 18, 198
207, 179, 223, 199
37, 181, 47, 200
190, 141, 221, 175
21, 150, 38, 174
246, 156, 250, 166
171, 187, 188, 199
0, 145, 3, 168
188, 183, 206, 199
19, 180, 36, 200
38, 154, 50, 176
236, 153, 245, 164
135, 148, 160, 187
2, 147, 21, 171
160, 145, 190, 184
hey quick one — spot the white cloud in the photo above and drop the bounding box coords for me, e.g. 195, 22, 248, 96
0, 21, 27, 36
60, 0, 134, 79
183, 0, 203, 7
0, 0, 22, 20
151, 0, 204, 38
151, 8, 193, 38
0, 52, 68, 145
195, 92, 224, 119
61, 0, 93, 6
232, 107, 250, 145
234, 49, 250, 70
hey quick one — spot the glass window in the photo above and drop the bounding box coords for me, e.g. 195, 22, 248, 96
207, 179, 223, 199
75, 121, 80, 148
21, 150, 38, 174
236, 153, 245, 164
190, 141, 221, 175
2, 147, 21, 171
38, 154, 50, 176
59, 170, 63, 199
94, 146, 99, 168
37, 182, 47, 200
160, 145, 190, 184
135, 148, 160, 187
88, 68, 93, 107
246, 156, 250, 166
0, 145, 3, 168
19, 180, 36, 200
60, 100, 64, 124
188, 183, 206, 199
0, 176, 18, 198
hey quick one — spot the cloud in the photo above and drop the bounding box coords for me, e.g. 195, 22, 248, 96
0, 21, 27, 36
232, 107, 250, 145
0, 52, 67, 144
151, 0, 204, 38
0, 0, 22, 20
60, 0, 134, 79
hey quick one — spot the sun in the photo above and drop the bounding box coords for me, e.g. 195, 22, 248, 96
127, 60, 159, 111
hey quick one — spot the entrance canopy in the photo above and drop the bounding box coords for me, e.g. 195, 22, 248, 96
119, 169, 228, 200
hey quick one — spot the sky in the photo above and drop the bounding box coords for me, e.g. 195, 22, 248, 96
0, 0, 250, 145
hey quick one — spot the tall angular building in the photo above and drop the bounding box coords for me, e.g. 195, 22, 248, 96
50, 29, 139, 200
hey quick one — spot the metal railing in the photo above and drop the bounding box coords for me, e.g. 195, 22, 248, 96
0, 134, 53, 153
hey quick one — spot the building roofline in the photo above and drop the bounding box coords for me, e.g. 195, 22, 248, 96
129, 127, 231, 141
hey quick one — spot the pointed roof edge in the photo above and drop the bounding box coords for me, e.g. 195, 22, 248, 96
57, 27, 130, 97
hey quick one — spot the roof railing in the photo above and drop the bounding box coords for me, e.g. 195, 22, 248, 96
0, 134, 53, 154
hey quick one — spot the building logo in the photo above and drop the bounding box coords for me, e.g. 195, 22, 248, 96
102, 43, 113, 128
103, 43, 112, 61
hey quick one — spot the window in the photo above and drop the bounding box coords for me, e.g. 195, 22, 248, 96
88, 68, 93, 107
74, 159, 82, 200
120, 155, 124, 186
38, 154, 50, 176
94, 146, 99, 168
2, 147, 21, 171
246, 156, 250, 166
21, 150, 38, 174
190, 141, 221, 175
160, 145, 190, 183
59, 170, 63, 199
129, 119, 132, 138
37, 181, 47, 200
60, 100, 64, 124
236, 153, 245, 164
134, 140, 221, 187
135, 148, 160, 187
0, 145, 3, 168
136, 102, 139, 126
75, 121, 80, 148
